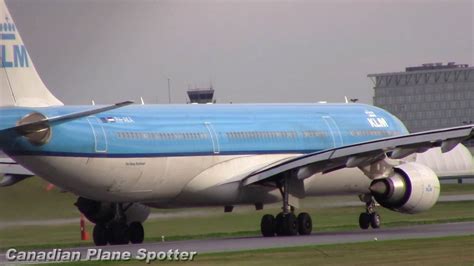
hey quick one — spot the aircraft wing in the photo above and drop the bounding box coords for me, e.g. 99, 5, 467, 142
0, 154, 34, 187
243, 125, 474, 186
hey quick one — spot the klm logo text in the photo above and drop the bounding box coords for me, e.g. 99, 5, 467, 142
367, 117, 389, 128
0, 45, 29, 68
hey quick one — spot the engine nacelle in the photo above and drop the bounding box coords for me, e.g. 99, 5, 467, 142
369, 162, 440, 214
75, 197, 150, 224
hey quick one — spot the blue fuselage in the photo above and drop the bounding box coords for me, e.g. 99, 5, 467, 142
0, 103, 408, 157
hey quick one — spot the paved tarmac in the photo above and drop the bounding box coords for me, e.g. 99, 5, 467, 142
1, 222, 473, 264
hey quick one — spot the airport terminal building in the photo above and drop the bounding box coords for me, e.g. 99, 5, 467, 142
369, 63, 474, 147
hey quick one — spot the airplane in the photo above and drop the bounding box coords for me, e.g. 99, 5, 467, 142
1, 0, 473, 246
0, 151, 33, 186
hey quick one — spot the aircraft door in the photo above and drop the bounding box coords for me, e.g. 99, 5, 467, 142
87, 116, 108, 152
204, 122, 220, 154
322, 115, 343, 148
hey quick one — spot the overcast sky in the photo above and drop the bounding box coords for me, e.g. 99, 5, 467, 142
6, 0, 473, 105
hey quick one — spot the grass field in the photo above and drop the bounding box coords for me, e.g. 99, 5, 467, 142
0, 178, 473, 251
1, 199, 473, 250
36, 235, 474, 266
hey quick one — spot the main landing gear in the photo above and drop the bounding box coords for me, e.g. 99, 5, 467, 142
92, 204, 145, 246
358, 194, 381, 230
260, 177, 313, 237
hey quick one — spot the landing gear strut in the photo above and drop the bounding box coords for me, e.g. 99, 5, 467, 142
91, 203, 145, 246
359, 195, 381, 230
260, 176, 312, 237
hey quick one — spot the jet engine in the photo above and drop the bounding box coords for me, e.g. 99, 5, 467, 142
75, 197, 150, 224
369, 162, 440, 214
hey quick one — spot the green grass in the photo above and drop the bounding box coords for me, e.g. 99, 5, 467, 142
439, 183, 474, 194
0, 178, 79, 221
1, 200, 473, 251
37, 235, 474, 266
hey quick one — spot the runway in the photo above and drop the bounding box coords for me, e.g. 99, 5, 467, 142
1, 222, 473, 264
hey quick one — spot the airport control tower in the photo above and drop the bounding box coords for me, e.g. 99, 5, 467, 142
187, 85, 216, 104
369, 62, 474, 148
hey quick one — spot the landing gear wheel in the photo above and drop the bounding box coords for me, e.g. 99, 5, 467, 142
281, 213, 298, 236
359, 213, 370, 230
129, 222, 145, 244
297, 212, 312, 235
260, 214, 276, 237
370, 212, 381, 229
275, 212, 285, 236
93, 224, 108, 246
107, 221, 130, 245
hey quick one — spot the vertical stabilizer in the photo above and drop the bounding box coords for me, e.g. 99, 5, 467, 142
0, 0, 62, 107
